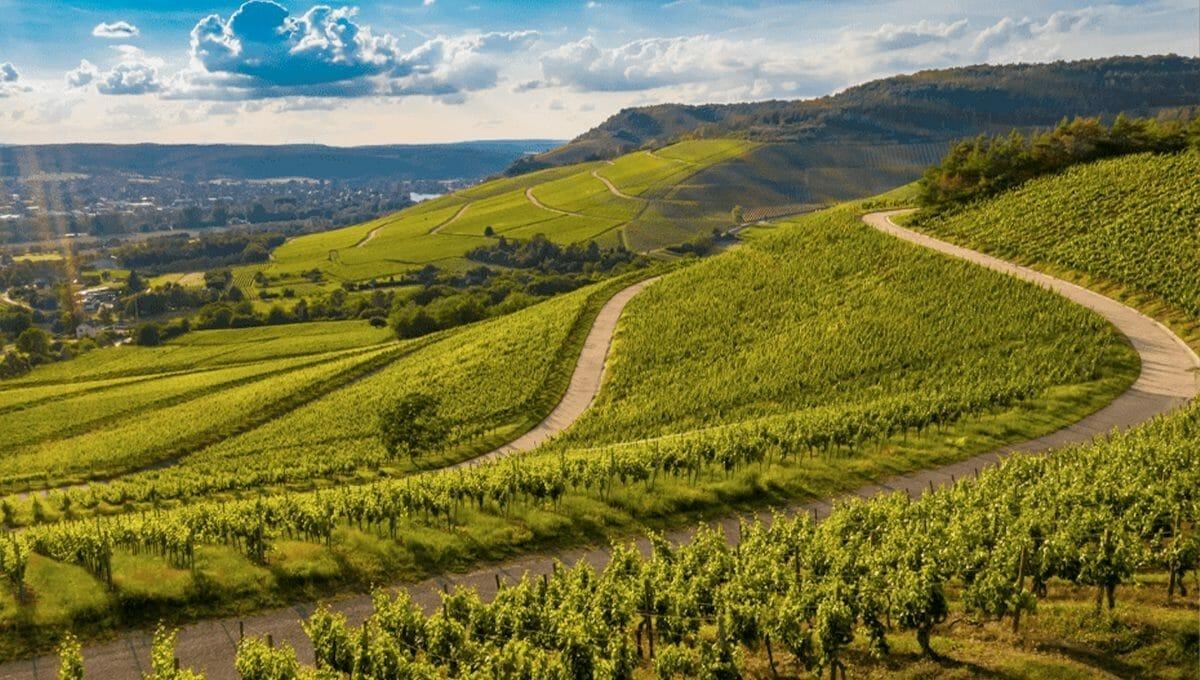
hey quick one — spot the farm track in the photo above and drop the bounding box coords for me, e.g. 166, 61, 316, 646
5, 211, 1199, 679
523, 187, 588, 218
591, 170, 643, 201
427, 202, 471, 235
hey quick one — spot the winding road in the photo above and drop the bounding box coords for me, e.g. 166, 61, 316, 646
3, 211, 1196, 680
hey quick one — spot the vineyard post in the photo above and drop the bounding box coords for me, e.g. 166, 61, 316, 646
1013, 545, 1027, 633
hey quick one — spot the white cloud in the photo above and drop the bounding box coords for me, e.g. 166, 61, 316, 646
0, 62, 31, 97
172, 1, 537, 102
537, 35, 765, 92
972, 9, 1096, 55
93, 21, 141, 39
66, 47, 164, 95
866, 19, 969, 51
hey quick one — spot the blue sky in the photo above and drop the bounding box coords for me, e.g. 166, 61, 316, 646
0, 0, 1196, 144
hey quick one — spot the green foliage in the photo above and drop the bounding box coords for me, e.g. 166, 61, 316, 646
378, 393, 447, 461
227, 403, 1194, 679
145, 624, 201, 680
917, 114, 1193, 209
916, 151, 1200, 317
554, 205, 1120, 448
236, 637, 302, 680
15, 327, 50, 357
56, 632, 83, 680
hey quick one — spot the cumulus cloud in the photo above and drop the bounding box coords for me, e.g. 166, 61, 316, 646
972, 9, 1095, 54
867, 19, 969, 51
174, 0, 535, 101
67, 47, 164, 95
537, 35, 764, 92
0, 62, 31, 97
93, 21, 140, 39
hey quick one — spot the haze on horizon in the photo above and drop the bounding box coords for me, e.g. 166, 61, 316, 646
0, 0, 1196, 146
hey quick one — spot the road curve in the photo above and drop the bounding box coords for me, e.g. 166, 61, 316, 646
4, 211, 1197, 680
454, 276, 660, 468
591, 170, 643, 201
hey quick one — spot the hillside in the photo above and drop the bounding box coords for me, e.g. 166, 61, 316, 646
912, 151, 1200, 328
0, 184, 1148, 664
241, 139, 753, 295
502, 56, 1199, 227
519, 55, 1199, 169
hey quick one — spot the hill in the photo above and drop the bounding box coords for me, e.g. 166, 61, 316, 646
518, 55, 1199, 169
240, 139, 754, 296
0, 140, 561, 183
911, 150, 1200, 338
504, 56, 1199, 227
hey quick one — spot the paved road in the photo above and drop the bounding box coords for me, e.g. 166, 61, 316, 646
4, 211, 1196, 679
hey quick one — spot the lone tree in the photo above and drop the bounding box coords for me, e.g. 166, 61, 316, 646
378, 393, 448, 461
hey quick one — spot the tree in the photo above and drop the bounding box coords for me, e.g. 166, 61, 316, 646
731, 205, 745, 225
378, 393, 447, 461
15, 327, 50, 356
484, 225, 495, 237
136, 323, 162, 347
126, 270, 147, 294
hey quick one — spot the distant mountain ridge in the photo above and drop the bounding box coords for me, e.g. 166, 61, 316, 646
511, 55, 1199, 173
0, 140, 562, 182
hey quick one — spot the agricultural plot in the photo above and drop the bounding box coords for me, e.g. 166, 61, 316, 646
0, 195, 1142, 638
914, 151, 1200, 319
0, 345, 398, 488
4, 319, 392, 384
240, 141, 755, 291
553, 204, 1132, 449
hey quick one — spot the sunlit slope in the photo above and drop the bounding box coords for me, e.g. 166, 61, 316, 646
247, 140, 753, 292
0, 276, 629, 494
913, 151, 1200, 320
551, 204, 1135, 449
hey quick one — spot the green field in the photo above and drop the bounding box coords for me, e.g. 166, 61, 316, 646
240, 140, 755, 293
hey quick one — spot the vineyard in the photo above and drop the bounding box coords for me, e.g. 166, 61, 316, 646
239, 140, 754, 296
223, 403, 1199, 678
551, 205, 1131, 449
913, 151, 1200, 334
0, 198, 1145, 654
0, 274, 640, 507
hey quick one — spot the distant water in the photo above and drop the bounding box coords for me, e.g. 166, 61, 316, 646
410, 192, 443, 202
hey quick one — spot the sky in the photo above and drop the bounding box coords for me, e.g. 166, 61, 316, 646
0, 0, 1196, 145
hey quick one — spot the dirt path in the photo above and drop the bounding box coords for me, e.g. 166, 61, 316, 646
453, 277, 659, 469
427, 202, 471, 235
0, 290, 32, 311
591, 169, 643, 201
523, 186, 585, 218
5, 211, 1197, 680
